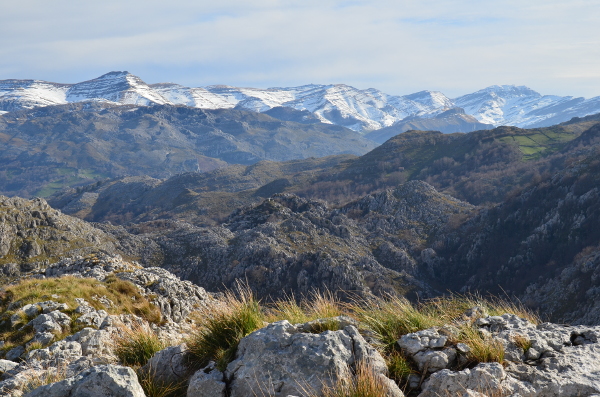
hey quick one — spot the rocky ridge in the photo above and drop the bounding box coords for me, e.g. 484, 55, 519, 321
0, 194, 162, 276
5, 72, 600, 132
149, 181, 473, 300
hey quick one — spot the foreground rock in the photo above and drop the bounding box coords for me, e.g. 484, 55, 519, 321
0, 254, 219, 396
23, 365, 145, 397
189, 320, 403, 397
396, 313, 600, 396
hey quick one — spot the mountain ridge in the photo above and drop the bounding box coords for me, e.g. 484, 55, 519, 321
4, 71, 600, 132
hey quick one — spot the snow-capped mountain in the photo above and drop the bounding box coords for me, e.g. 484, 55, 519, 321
2, 72, 600, 132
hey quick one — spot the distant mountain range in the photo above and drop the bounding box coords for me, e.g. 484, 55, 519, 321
2, 71, 600, 133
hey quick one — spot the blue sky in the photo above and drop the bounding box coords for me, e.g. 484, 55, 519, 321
2, 0, 600, 98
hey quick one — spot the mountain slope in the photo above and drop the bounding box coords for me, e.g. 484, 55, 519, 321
432, 140, 600, 324
0, 103, 374, 198
365, 108, 493, 144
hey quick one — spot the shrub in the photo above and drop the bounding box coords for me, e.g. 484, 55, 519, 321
186, 283, 263, 371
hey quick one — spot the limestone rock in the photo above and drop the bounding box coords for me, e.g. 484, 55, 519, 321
23, 364, 145, 397
141, 344, 192, 386
28, 311, 71, 334
187, 365, 226, 397
225, 321, 402, 397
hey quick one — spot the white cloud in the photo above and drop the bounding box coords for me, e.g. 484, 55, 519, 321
1, 0, 600, 97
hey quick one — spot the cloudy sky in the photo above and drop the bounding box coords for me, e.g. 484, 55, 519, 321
2, 0, 599, 98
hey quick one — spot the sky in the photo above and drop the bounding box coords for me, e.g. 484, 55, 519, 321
2, 0, 600, 98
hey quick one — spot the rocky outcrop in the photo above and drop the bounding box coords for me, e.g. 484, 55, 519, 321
0, 195, 162, 278
34, 253, 217, 323
0, 253, 221, 396
189, 320, 403, 397
153, 182, 473, 301
397, 313, 600, 396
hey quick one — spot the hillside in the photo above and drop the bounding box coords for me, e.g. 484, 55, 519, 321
0, 103, 374, 198
365, 108, 492, 144
432, 139, 600, 324
49, 114, 600, 228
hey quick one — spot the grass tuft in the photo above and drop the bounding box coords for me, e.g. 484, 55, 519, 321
353, 295, 437, 349
512, 334, 532, 353
21, 363, 69, 394
457, 325, 505, 364
113, 322, 166, 367
137, 365, 186, 397
186, 282, 264, 371
318, 361, 392, 397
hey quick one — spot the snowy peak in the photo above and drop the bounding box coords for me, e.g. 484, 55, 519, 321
1, 73, 600, 133
66, 71, 170, 105
453, 85, 584, 126
403, 90, 454, 110
0, 79, 69, 112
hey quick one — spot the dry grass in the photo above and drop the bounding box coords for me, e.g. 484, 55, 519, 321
1, 275, 162, 324
267, 289, 346, 324
316, 361, 392, 397
112, 322, 166, 367
456, 325, 505, 364
0, 276, 163, 356
512, 334, 532, 353
186, 282, 264, 371
137, 365, 187, 397
20, 362, 69, 394
353, 295, 439, 349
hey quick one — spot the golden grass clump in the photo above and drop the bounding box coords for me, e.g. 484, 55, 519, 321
112, 322, 166, 367
318, 361, 393, 397
267, 290, 346, 324
353, 295, 439, 349
512, 334, 532, 353
186, 283, 264, 371
457, 325, 505, 364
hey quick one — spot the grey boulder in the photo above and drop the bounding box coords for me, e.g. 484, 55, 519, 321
224, 320, 402, 397
23, 364, 145, 397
